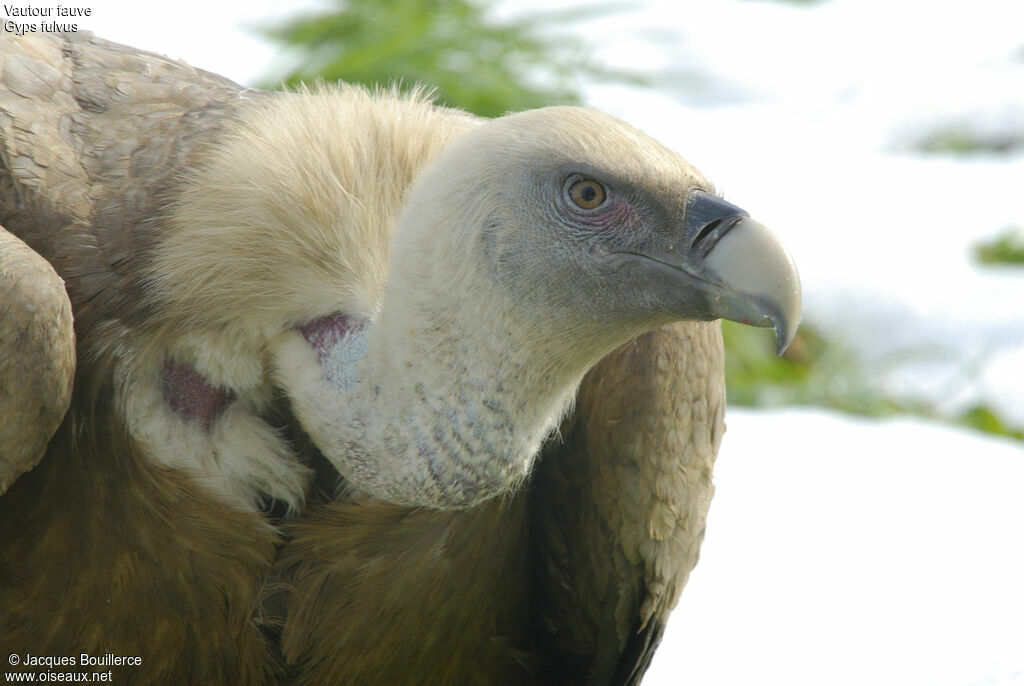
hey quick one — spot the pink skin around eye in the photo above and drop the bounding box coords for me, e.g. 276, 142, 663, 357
570, 194, 643, 234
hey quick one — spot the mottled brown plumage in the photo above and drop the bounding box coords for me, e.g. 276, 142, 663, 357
0, 228, 74, 493
0, 32, 278, 684
529, 322, 724, 685
0, 32, 797, 686
0, 362, 280, 683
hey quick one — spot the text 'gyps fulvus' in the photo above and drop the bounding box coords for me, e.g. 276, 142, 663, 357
0, 33, 800, 685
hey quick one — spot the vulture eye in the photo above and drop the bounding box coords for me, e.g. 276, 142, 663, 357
567, 178, 607, 210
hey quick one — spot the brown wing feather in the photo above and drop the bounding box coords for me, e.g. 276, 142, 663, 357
530, 321, 726, 685
0, 32, 250, 337
0, 34, 280, 683
0, 227, 74, 494
0, 362, 281, 683
273, 498, 537, 685
0, 30, 254, 485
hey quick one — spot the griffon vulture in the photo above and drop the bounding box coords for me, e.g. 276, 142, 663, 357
0, 33, 800, 685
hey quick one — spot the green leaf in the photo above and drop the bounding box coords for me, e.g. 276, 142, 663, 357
913, 125, 1023, 155
958, 405, 1024, 441
723, 320, 1024, 444
256, 0, 648, 117
974, 226, 1024, 265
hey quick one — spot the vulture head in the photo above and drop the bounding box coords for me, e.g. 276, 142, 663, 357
252, 104, 801, 508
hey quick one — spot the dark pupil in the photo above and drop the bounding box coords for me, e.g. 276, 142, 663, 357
580, 184, 597, 202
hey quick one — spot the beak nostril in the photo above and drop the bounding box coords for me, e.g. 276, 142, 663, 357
685, 191, 749, 254
691, 218, 726, 250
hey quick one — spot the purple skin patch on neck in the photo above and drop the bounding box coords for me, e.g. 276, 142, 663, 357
298, 313, 357, 364
297, 313, 368, 392
160, 358, 234, 431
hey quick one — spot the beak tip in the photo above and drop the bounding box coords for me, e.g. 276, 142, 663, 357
772, 278, 802, 357
702, 215, 802, 355
774, 317, 799, 356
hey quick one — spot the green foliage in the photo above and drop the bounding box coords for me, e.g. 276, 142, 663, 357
724, 320, 1024, 443
914, 125, 1022, 155
974, 226, 1024, 265
259, 0, 645, 117
723, 320, 900, 416
958, 405, 1024, 441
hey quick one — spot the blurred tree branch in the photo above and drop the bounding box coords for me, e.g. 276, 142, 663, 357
258, 0, 649, 117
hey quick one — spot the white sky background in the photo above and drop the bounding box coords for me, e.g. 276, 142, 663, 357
17, 0, 1024, 683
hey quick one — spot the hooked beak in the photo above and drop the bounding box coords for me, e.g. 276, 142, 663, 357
626, 190, 802, 355
692, 193, 801, 355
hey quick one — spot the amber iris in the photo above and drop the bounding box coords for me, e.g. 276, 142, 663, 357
568, 178, 606, 210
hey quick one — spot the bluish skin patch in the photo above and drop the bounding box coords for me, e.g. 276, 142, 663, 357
299, 313, 369, 392
160, 358, 234, 430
